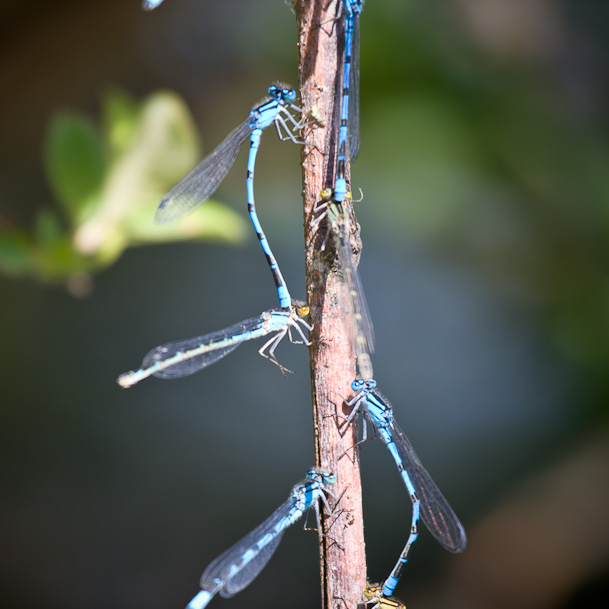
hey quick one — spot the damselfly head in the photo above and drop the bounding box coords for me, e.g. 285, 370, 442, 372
291, 300, 310, 318
320, 187, 333, 201
351, 378, 376, 392
364, 585, 381, 600
297, 304, 310, 318
352, 379, 365, 392
364, 584, 406, 609
305, 469, 336, 485
268, 83, 297, 103
325, 472, 337, 485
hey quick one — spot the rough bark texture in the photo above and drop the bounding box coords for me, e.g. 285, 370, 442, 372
294, 2, 367, 608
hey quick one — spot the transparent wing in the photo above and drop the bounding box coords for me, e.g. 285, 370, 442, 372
381, 396, 466, 553
154, 119, 252, 224
330, 205, 376, 371
200, 496, 297, 597
146, 343, 241, 379
338, 223, 374, 352
220, 532, 285, 597
142, 314, 268, 379
348, 13, 360, 162
117, 314, 271, 387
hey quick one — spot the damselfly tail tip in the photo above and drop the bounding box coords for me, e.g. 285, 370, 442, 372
116, 371, 136, 389
142, 0, 163, 11
187, 590, 212, 609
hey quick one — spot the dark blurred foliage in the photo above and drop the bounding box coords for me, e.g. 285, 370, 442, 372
1, 2, 608, 609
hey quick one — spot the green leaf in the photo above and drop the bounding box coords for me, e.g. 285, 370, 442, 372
43, 114, 105, 222
73, 89, 247, 255
34, 208, 64, 246
0, 231, 33, 276
71, 91, 204, 257
102, 88, 140, 159
123, 199, 248, 245
134, 90, 202, 188
33, 234, 94, 283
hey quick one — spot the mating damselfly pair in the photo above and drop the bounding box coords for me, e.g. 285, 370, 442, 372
123, 2, 467, 608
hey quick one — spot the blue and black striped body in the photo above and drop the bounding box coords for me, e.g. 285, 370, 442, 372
154, 85, 302, 310
117, 301, 311, 387
187, 470, 335, 609
334, 0, 363, 203
348, 379, 466, 597
245, 86, 298, 309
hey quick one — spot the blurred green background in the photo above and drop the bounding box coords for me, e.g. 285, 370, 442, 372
1, 1, 608, 609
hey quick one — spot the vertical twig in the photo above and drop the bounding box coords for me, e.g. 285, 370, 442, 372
294, 1, 367, 608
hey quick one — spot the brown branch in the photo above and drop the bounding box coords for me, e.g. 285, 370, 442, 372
294, 2, 367, 608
